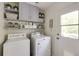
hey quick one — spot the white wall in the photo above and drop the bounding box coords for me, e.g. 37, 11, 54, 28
45, 2, 79, 56
0, 3, 5, 56
0, 3, 5, 44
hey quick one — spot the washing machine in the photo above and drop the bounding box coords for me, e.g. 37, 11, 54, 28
30, 32, 51, 56
3, 33, 30, 56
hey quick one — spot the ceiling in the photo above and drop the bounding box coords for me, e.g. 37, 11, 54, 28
27, 2, 53, 10
27, 2, 75, 10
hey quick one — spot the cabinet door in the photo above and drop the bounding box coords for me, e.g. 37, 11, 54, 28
19, 2, 30, 21
30, 5, 39, 22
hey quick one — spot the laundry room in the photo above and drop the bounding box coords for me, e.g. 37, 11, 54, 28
0, 2, 51, 56
0, 1, 79, 56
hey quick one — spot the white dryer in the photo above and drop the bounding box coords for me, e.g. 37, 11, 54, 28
30, 32, 51, 56
3, 33, 30, 56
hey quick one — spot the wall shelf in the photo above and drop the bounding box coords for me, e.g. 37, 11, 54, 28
5, 27, 44, 30
4, 18, 44, 30
5, 18, 44, 24
5, 8, 19, 14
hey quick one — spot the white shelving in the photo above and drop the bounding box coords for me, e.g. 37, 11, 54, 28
5, 18, 44, 23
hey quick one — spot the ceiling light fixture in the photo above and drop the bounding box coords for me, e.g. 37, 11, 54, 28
35, 2, 39, 4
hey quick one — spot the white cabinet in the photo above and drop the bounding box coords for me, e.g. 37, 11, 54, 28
19, 2, 44, 22
19, 2, 30, 21
29, 5, 39, 22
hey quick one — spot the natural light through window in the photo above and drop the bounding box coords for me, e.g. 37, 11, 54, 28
61, 10, 79, 39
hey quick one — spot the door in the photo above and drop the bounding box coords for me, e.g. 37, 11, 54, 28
54, 10, 79, 56
19, 2, 30, 21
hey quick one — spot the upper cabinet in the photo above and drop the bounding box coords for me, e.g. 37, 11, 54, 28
19, 2, 45, 22
19, 2, 30, 21
29, 5, 39, 22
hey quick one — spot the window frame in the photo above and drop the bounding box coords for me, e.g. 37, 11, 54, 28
60, 11, 79, 39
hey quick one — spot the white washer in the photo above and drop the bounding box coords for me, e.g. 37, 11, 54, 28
3, 33, 30, 56
31, 32, 51, 56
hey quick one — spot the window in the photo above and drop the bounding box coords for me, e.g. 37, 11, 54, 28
61, 11, 79, 39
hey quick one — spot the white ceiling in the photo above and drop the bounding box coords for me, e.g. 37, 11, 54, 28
27, 2, 75, 10
27, 2, 53, 10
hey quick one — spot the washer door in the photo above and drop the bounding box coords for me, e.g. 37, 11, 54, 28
36, 38, 51, 56
3, 39, 30, 56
